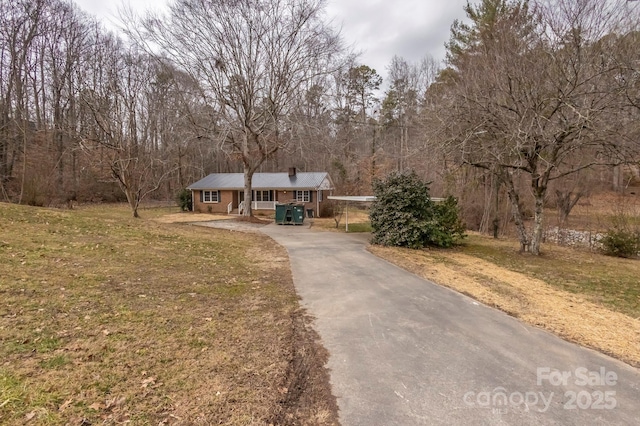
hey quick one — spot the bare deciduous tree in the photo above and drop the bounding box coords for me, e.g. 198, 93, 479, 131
0, 0, 45, 201
382, 55, 437, 174
129, 0, 345, 216
81, 38, 175, 217
436, 0, 639, 254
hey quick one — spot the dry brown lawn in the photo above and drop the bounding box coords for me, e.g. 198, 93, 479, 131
0, 203, 337, 425
153, 211, 231, 224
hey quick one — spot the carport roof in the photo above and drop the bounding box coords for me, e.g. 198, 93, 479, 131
328, 196, 376, 202
328, 195, 444, 202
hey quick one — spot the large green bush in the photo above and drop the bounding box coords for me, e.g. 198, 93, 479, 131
177, 189, 193, 211
369, 171, 466, 249
600, 228, 640, 258
431, 195, 468, 248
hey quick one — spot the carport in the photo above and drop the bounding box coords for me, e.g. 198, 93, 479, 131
327, 195, 376, 232
328, 195, 447, 232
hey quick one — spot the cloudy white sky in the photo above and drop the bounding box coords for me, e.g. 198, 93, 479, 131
74, 0, 469, 82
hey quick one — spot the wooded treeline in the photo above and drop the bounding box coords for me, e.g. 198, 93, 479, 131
1, 0, 639, 248
0, 0, 223, 215
434, 0, 640, 253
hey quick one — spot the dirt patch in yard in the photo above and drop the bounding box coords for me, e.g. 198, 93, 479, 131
235, 215, 272, 224
370, 243, 640, 368
270, 311, 338, 425
153, 212, 230, 223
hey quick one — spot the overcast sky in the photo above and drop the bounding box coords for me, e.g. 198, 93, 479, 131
74, 0, 469, 83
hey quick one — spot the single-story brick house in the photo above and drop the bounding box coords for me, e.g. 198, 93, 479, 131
187, 168, 334, 216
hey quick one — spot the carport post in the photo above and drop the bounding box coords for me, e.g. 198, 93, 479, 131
327, 196, 376, 233
345, 201, 349, 232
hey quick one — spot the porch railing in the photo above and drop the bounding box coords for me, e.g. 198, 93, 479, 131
238, 201, 245, 215
252, 201, 276, 210
227, 202, 233, 214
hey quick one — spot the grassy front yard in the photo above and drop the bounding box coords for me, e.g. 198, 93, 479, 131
0, 203, 335, 424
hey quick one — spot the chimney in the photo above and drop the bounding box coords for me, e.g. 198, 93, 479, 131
288, 167, 296, 177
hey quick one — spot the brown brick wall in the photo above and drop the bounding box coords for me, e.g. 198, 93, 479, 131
274, 190, 297, 204
275, 190, 328, 217
192, 190, 234, 214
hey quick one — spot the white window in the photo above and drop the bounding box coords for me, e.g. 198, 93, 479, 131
255, 190, 272, 202
203, 190, 220, 203
296, 190, 310, 203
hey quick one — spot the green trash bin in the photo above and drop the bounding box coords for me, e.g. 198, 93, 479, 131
275, 204, 287, 224
275, 203, 304, 225
292, 204, 305, 225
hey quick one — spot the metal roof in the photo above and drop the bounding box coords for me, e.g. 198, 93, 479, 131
187, 172, 333, 190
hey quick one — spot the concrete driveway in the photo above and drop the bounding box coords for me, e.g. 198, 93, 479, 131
260, 224, 640, 426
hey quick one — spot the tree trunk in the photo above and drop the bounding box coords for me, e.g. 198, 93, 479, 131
18, 117, 27, 205
243, 163, 253, 217
113, 162, 140, 218
177, 146, 184, 188
492, 175, 500, 238
54, 111, 64, 193
370, 125, 376, 185
503, 172, 529, 252
124, 186, 140, 218
122, 186, 140, 218
612, 165, 622, 193
530, 192, 545, 255
556, 190, 584, 226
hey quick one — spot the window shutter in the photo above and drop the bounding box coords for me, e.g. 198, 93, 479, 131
293, 190, 297, 201
217, 190, 221, 202
309, 191, 313, 202
200, 191, 203, 202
